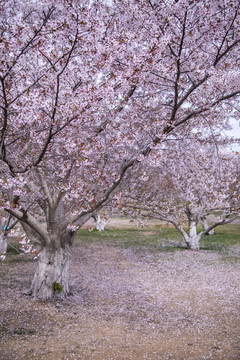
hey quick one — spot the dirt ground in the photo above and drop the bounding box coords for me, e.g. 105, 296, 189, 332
0, 221, 240, 360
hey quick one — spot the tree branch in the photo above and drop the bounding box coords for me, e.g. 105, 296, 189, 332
63, 158, 136, 229
5, 207, 49, 244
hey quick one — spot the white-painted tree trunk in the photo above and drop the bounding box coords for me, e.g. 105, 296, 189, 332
0, 217, 8, 258
185, 220, 201, 251
30, 246, 70, 300
0, 233, 7, 257
95, 214, 106, 232
186, 236, 201, 251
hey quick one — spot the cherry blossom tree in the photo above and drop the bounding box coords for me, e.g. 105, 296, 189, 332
120, 138, 240, 250
91, 212, 110, 232
1, 0, 240, 298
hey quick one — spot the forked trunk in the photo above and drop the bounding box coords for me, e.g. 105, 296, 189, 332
186, 234, 200, 251
95, 214, 106, 232
30, 246, 70, 300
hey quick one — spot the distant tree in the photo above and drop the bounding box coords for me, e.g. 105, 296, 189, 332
0, 213, 18, 260
0, 215, 9, 260
120, 139, 240, 250
91, 212, 109, 232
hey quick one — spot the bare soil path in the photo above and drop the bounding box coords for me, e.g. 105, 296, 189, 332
0, 225, 240, 359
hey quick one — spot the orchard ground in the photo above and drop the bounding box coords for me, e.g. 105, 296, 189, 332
0, 218, 240, 360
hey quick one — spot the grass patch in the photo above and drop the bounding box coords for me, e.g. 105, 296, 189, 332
200, 223, 240, 251
7, 242, 22, 255
13, 327, 36, 335
3, 240, 33, 265
76, 227, 186, 253
2, 239, 34, 264
76, 222, 240, 254
221, 255, 240, 264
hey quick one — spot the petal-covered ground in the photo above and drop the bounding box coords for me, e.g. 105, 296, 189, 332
0, 228, 240, 360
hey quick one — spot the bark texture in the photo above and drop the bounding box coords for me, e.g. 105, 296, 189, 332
183, 207, 202, 250
186, 220, 200, 250
30, 246, 70, 300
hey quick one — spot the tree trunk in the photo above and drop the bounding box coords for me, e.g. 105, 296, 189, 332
186, 220, 200, 250
186, 235, 200, 251
30, 246, 70, 300
0, 233, 7, 258
94, 213, 106, 232
0, 216, 7, 258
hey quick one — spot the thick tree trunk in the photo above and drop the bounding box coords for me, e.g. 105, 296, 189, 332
186, 235, 200, 251
184, 206, 203, 250
30, 246, 70, 300
186, 220, 200, 250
